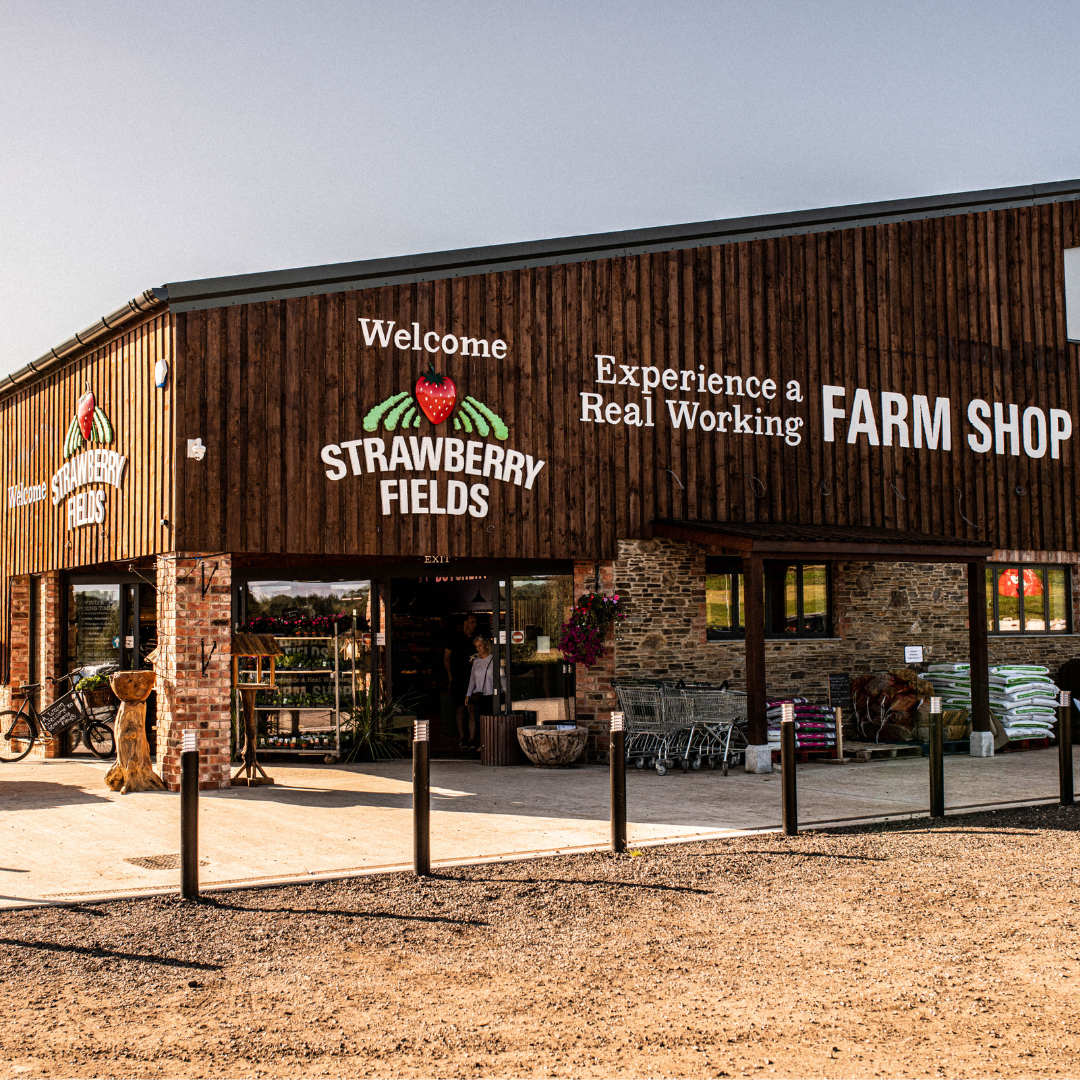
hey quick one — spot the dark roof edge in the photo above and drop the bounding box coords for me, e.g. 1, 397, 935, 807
1, 287, 168, 402
165, 178, 1080, 312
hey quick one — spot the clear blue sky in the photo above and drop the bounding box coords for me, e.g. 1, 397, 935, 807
3, 0, 1079, 375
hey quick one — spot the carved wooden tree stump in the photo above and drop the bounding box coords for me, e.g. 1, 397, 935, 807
105, 670, 165, 794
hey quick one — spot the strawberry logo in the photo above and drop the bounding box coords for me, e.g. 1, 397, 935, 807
414, 364, 457, 425
63, 384, 114, 458
77, 390, 95, 441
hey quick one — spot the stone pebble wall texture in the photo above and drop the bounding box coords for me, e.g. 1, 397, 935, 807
612, 539, 1080, 702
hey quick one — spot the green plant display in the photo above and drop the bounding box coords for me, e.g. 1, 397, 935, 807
340, 687, 413, 763
75, 674, 111, 692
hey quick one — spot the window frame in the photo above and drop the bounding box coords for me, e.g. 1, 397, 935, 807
987, 563, 1072, 635
705, 558, 832, 641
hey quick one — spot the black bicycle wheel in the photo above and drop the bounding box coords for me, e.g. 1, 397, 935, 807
84, 722, 115, 760
0, 710, 36, 763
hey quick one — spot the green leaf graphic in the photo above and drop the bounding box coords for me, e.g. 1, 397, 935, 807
465, 397, 509, 440
460, 400, 489, 437
384, 397, 414, 431
363, 392, 410, 432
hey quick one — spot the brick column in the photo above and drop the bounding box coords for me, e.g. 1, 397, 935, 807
2, 577, 31, 714
573, 561, 617, 762
39, 572, 63, 709
2, 575, 63, 757
155, 553, 233, 790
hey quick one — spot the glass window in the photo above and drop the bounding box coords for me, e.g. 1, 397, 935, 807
988, 565, 1071, 634
706, 559, 830, 639
1050, 567, 1069, 631
72, 585, 120, 667
705, 569, 739, 640
244, 580, 371, 621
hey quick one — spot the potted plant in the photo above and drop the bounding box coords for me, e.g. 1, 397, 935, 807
75, 673, 118, 709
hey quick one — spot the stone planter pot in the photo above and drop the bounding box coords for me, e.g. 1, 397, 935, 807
516, 725, 588, 768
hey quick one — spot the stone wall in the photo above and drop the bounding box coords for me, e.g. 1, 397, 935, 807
612, 539, 1080, 701
155, 553, 233, 790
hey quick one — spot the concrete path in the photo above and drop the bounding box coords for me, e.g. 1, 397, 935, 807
0, 746, 1069, 908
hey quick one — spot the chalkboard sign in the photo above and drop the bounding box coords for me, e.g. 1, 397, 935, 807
38, 692, 82, 735
828, 673, 852, 710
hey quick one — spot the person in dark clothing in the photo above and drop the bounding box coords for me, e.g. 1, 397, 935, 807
444, 613, 478, 747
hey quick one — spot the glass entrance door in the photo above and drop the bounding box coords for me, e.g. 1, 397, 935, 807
121, 584, 158, 669
508, 575, 574, 724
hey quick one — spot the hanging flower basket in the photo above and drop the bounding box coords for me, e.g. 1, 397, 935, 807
557, 592, 628, 668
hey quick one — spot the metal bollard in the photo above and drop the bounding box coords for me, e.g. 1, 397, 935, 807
781, 703, 797, 836
929, 696, 944, 819
413, 720, 430, 876
180, 729, 199, 899
610, 712, 627, 853
1060, 691, 1074, 807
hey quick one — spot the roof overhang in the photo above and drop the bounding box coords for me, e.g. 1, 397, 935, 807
163, 178, 1080, 312
652, 520, 995, 563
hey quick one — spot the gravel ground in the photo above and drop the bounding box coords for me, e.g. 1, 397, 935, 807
1, 803, 1078, 1079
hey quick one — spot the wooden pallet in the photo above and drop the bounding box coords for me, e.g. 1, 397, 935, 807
846, 741, 923, 762
917, 738, 970, 757
1001, 736, 1051, 753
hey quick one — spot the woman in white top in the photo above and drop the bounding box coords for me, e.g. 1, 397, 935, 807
465, 635, 499, 744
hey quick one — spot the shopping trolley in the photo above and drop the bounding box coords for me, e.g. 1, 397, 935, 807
678, 686, 747, 775
614, 684, 666, 772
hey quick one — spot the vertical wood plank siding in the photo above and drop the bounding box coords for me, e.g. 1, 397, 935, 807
171, 202, 1080, 560
1, 313, 173, 577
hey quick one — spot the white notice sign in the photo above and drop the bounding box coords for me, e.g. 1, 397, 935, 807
904, 645, 924, 664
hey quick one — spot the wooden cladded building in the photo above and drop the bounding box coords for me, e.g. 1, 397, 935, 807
4, 178, 1080, 783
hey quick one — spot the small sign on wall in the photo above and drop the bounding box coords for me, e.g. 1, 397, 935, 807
904, 645, 924, 664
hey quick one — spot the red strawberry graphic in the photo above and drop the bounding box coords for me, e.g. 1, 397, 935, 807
414, 365, 457, 425
77, 390, 96, 441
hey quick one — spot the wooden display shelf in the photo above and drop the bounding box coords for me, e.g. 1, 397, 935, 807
255, 705, 337, 711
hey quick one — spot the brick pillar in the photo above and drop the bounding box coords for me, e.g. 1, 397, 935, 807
35, 572, 64, 758
3, 577, 31, 714
39, 572, 63, 708
573, 561, 617, 762
155, 553, 233, 790
2, 575, 63, 757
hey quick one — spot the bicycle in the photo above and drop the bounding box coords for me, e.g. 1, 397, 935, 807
0, 668, 117, 763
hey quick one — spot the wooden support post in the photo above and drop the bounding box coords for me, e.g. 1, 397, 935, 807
968, 560, 991, 733
744, 555, 767, 748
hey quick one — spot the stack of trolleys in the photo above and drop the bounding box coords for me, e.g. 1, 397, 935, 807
614, 684, 666, 773
655, 686, 694, 776
678, 684, 748, 775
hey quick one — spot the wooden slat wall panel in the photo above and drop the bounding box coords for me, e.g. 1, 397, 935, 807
0, 311, 174, 630
158, 199, 1080, 560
